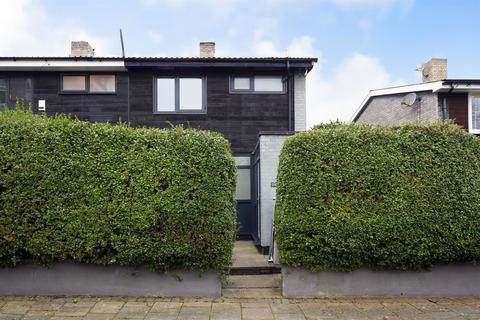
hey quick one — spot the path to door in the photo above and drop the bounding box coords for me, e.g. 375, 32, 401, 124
225, 240, 281, 298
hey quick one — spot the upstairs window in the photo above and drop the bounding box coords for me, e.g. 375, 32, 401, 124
61, 75, 116, 93
469, 94, 480, 134
62, 76, 86, 92
230, 76, 284, 93
90, 75, 116, 93
154, 77, 206, 113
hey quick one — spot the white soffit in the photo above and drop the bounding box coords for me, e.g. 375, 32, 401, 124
0, 60, 127, 71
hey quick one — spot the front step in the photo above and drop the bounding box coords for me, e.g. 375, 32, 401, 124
222, 287, 282, 298
229, 265, 281, 275
223, 274, 282, 298
231, 240, 281, 275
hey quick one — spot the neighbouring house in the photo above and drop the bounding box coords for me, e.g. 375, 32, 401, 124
0, 41, 317, 251
352, 58, 480, 133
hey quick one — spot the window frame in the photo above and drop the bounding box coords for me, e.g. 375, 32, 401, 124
0, 77, 7, 111
60, 74, 117, 95
468, 92, 480, 134
229, 75, 286, 94
89, 74, 117, 94
60, 74, 88, 93
234, 154, 252, 202
153, 76, 207, 114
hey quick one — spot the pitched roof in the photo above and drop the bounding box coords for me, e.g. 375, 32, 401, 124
351, 79, 480, 122
0, 56, 317, 71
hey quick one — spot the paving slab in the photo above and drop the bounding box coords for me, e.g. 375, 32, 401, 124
0, 297, 477, 319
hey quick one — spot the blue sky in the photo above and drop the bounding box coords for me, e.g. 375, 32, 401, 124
1, 0, 479, 126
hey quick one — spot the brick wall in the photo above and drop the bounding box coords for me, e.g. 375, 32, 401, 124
294, 73, 306, 131
259, 134, 291, 247
355, 91, 441, 125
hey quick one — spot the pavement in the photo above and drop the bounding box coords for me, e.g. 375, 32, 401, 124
1, 296, 480, 320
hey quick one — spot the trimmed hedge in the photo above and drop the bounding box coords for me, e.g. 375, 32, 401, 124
276, 122, 480, 271
0, 109, 236, 276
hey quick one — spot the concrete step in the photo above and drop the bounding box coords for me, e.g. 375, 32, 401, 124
222, 288, 282, 298
225, 274, 281, 288
229, 265, 281, 275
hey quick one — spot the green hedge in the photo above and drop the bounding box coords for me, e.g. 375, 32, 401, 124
0, 109, 236, 276
276, 122, 480, 271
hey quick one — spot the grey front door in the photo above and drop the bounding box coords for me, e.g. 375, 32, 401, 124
234, 155, 255, 238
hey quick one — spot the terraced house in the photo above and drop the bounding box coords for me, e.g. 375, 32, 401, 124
352, 58, 480, 133
0, 41, 317, 251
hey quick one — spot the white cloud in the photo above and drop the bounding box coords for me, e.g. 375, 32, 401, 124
307, 52, 404, 127
148, 31, 163, 44
139, 0, 238, 17
0, 0, 114, 56
329, 0, 413, 8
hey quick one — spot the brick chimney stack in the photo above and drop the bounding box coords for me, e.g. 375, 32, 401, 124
199, 42, 215, 58
420, 58, 447, 82
70, 41, 95, 57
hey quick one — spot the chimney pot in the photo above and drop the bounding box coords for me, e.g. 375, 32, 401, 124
420, 58, 447, 83
70, 41, 95, 57
199, 42, 215, 58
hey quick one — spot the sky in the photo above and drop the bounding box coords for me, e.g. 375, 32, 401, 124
0, 0, 479, 127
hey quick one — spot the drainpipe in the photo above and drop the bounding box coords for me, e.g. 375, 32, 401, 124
286, 61, 293, 131
441, 83, 455, 120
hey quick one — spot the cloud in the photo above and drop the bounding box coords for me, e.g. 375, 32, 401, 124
307, 52, 404, 126
148, 31, 163, 44
138, 0, 238, 17
329, 0, 413, 8
0, 0, 114, 56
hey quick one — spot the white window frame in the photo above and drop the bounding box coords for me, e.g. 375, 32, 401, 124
153, 76, 207, 114
468, 92, 480, 134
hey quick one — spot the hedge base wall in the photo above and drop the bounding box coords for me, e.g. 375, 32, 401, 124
0, 262, 221, 297
282, 264, 480, 298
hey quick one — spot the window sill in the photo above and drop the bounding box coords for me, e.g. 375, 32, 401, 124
153, 111, 207, 115
229, 90, 286, 95
59, 92, 117, 95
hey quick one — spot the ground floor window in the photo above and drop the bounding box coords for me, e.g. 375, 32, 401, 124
469, 93, 480, 134
234, 156, 251, 201
0, 79, 6, 111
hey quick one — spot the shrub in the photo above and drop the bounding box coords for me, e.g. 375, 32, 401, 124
0, 109, 236, 277
276, 122, 480, 271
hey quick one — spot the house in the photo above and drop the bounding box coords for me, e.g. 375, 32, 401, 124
352, 58, 480, 133
0, 41, 317, 251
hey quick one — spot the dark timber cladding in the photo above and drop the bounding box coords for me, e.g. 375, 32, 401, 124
439, 92, 468, 130
125, 58, 316, 153
32, 72, 129, 123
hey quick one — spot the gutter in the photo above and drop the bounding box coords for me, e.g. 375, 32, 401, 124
286, 60, 293, 131
441, 83, 456, 120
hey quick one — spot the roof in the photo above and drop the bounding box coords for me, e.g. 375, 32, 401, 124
124, 56, 317, 70
351, 79, 480, 122
0, 56, 317, 71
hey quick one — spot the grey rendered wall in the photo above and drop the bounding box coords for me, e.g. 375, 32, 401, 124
283, 264, 480, 298
259, 134, 290, 247
294, 73, 306, 131
356, 91, 441, 125
0, 262, 221, 297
